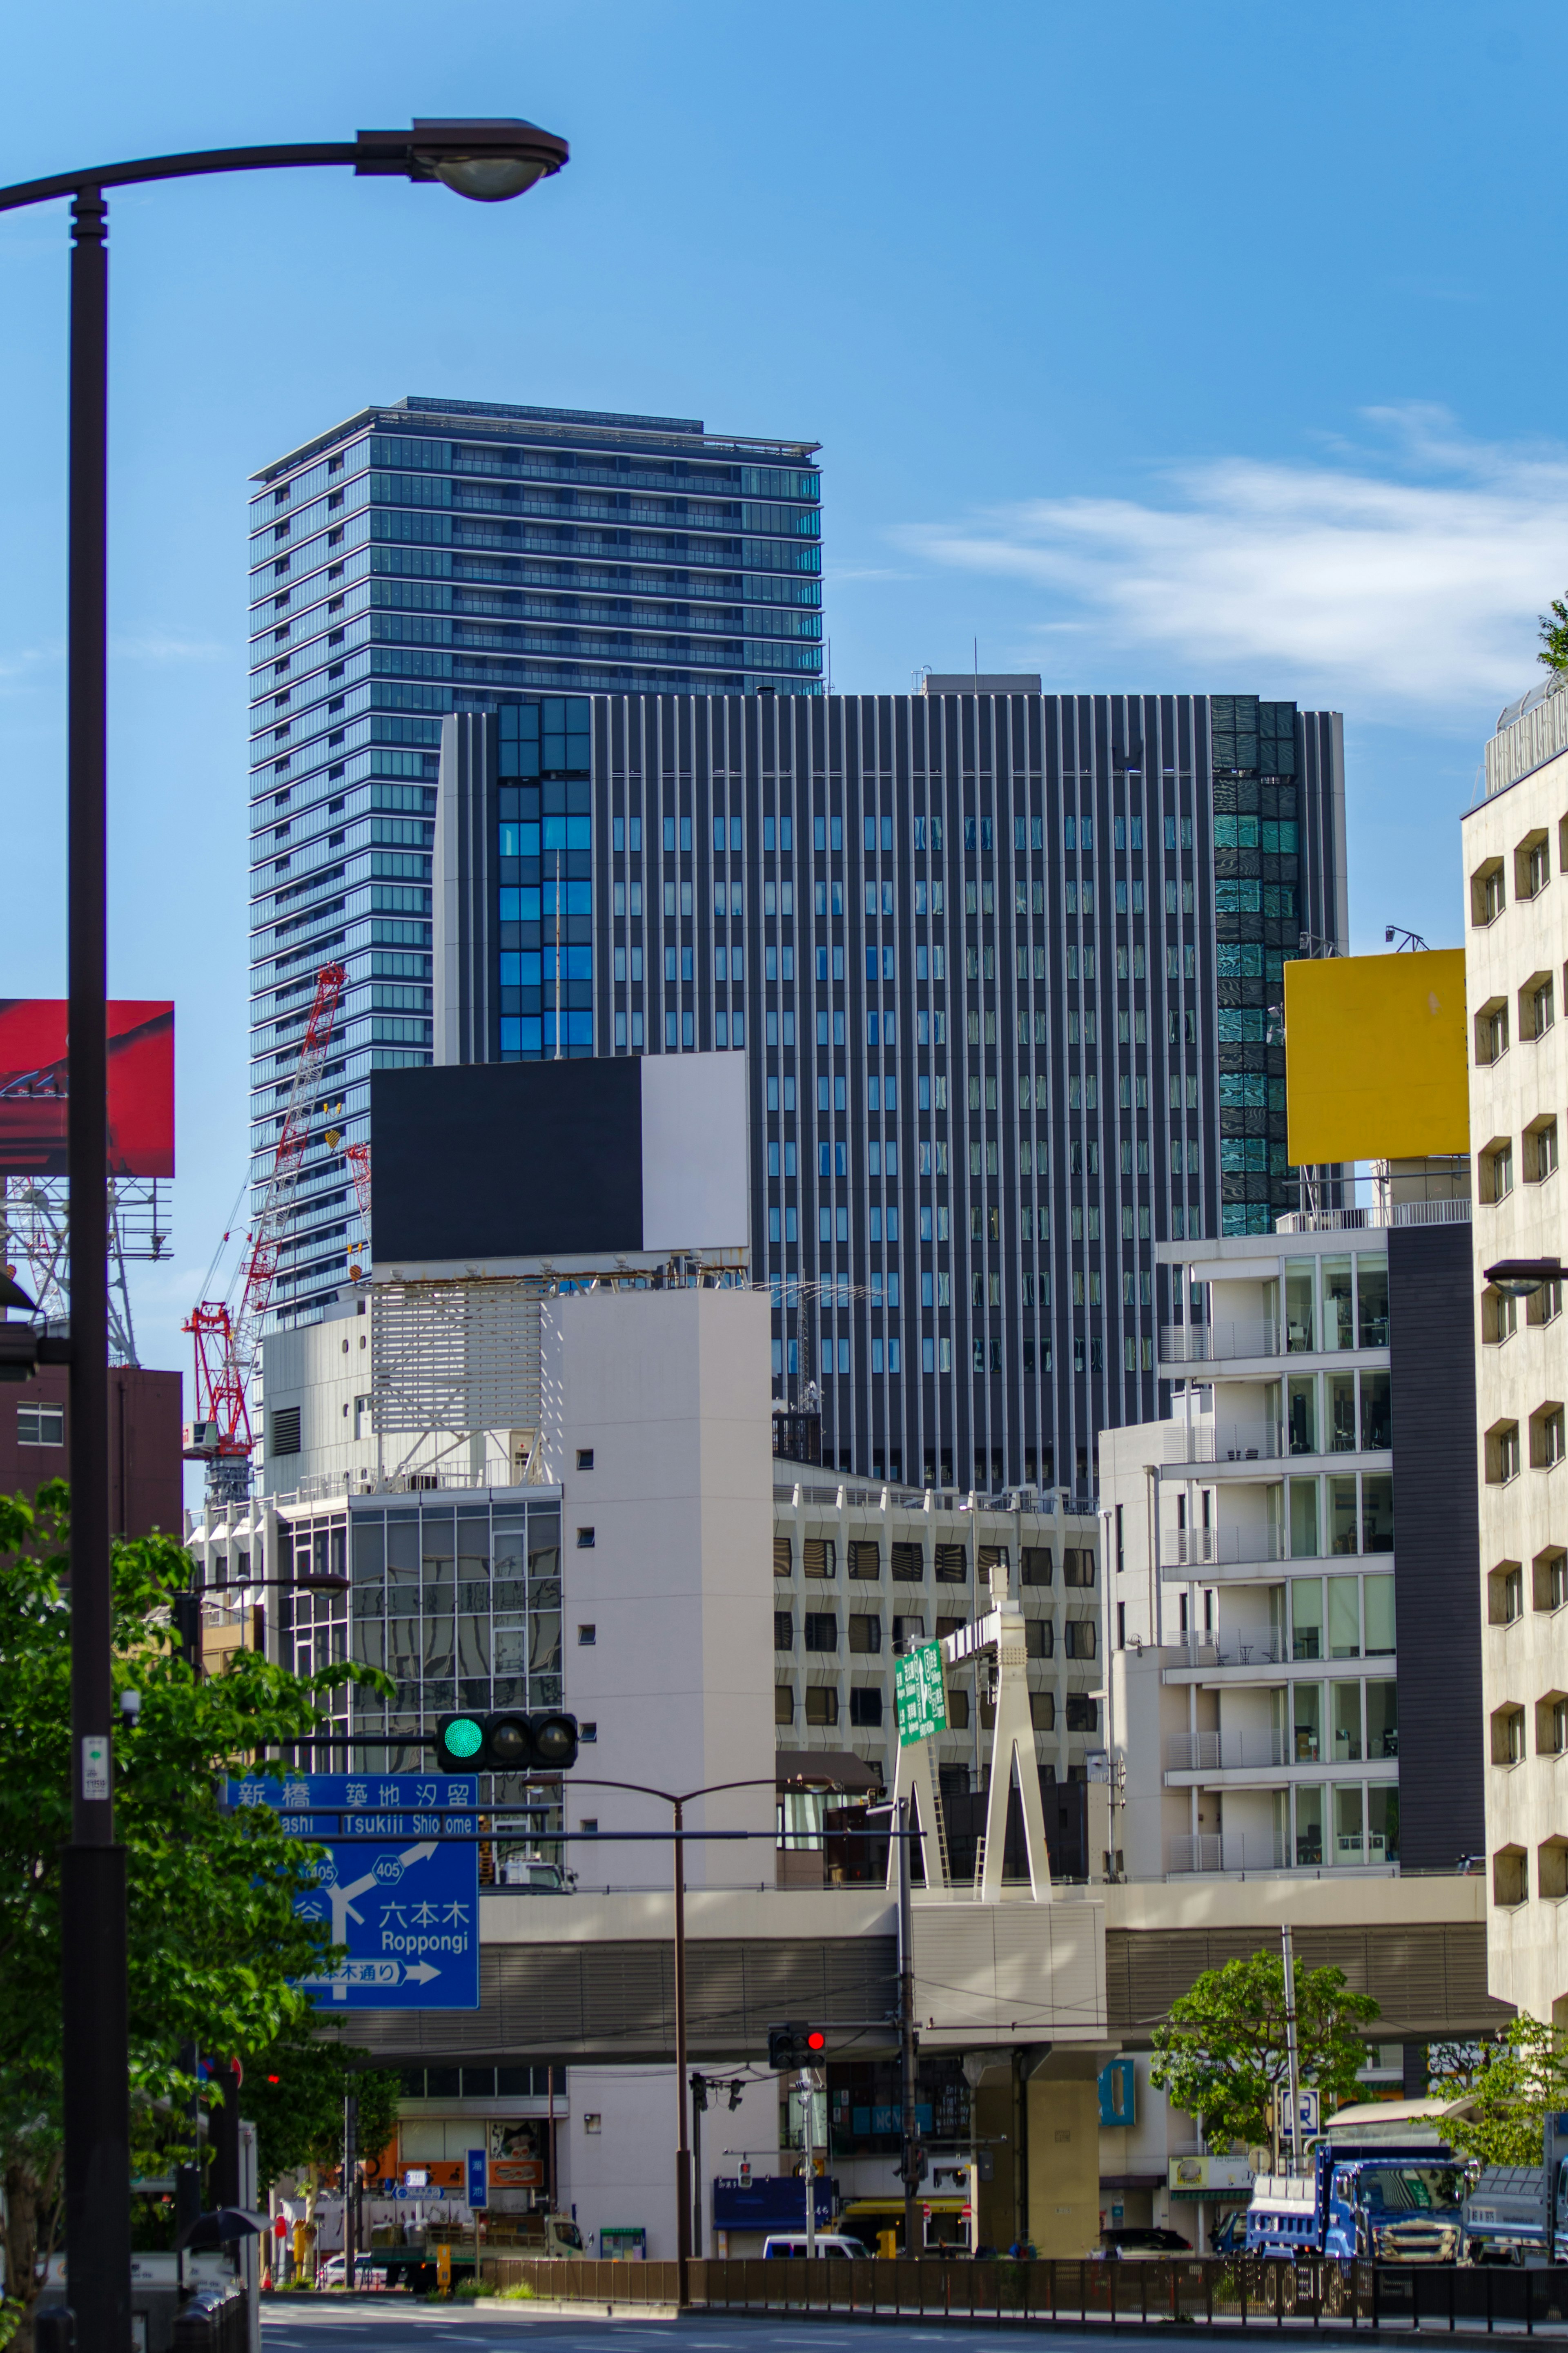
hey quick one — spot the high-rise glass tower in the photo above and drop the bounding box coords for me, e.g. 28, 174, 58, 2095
247, 397, 822, 1323
432, 687, 1347, 1498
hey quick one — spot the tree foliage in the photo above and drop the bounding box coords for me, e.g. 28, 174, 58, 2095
1539, 598, 1568, 677
0, 1483, 389, 2344
1149, 1948, 1380, 2153
1429, 2021, 1568, 2168
244, 2037, 402, 2192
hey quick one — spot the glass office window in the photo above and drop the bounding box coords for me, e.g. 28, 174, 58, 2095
1288, 1378, 1317, 1455
1328, 1577, 1361, 1658
1361, 1475, 1393, 1553
1292, 1578, 1324, 1659
1322, 1257, 1355, 1351
1334, 1784, 1365, 1863
1328, 1372, 1356, 1451
1286, 1265, 1316, 1352
1360, 1373, 1392, 1451
1329, 1477, 1359, 1555
1357, 1256, 1390, 1348
1367, 1784, 1399, 1862
1295, 1785, 1325, 1866
1290, 1478, 1320, 1558
1293, 1681, 1323, 1762
1363, 1574, 1396, 1655
1366, 1680, 1398, 1760
1332, 1681, 1363, 1762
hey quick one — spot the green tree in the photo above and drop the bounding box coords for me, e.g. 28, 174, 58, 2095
1429, 2021, 1568, 2168
1539, 598, 1568, 677
244, 2037, 402, 2192
1149, 1948, 1380, 2154
0, 1483, 388, 2349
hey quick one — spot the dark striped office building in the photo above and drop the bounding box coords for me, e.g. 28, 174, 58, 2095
431, 685, 1347, 1499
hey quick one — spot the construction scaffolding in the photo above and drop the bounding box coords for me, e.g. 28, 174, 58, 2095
0, 1173, 172, 1367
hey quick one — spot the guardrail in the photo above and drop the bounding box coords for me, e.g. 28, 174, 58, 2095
477, 2253, 1568, 2330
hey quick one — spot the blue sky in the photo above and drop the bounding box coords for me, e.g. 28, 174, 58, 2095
1, 0, 1565, 1404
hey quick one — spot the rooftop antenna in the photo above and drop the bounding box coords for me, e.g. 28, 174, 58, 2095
1384, 924, 1429, 952
973, 634, 979, 694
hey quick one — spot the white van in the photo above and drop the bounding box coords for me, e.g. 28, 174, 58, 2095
762, 2233, 873, 2260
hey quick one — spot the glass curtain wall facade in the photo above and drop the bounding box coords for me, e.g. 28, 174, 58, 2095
434, 690, 1345, 1501
247, 397, 822, 1324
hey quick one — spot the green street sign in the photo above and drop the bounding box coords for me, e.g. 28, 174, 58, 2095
895, 1639, 948, 1747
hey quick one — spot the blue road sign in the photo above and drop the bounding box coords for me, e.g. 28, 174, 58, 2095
466, 2148, 488, 2210
225, 1773, 480, 2010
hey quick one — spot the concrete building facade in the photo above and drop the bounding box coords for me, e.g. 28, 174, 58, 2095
1465, 704, 1568, 2021
1101, 1210, 1481, 1882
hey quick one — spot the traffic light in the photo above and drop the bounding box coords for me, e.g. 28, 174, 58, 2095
435, 1710, 579, 1773
767, 2023, 827, 2069
896, 2142, 929, 2186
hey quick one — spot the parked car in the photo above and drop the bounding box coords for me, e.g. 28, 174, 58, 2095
1209, 2210, 1248, 2258
1097, 2226, 1192, 2260
318, 2254, 380, 2289
762, 2234, 874, 2260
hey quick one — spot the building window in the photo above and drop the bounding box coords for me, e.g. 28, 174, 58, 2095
1492, 1706, 1526, 1766
1021, 1548, 1054, 1586
804, 1613, 838, 1653
773, 1538, 793, 1579
848, 1615, 882, 1654
577, 1624, 597, 1646
1474, 998, 1509, 1065
1470, 859, 1506, 926
576, 1447, 595, 1470
1482, 1140, 1515, 1203
1063, 1547, 1096, 1588
1493, 1846, 1527, 1907
1024, 1617, 1053, 1657
269, 1406, 301, 1457
1530, 1404, 1566, 1470
579, 1722, 598, 1744
805, 1685, 839, 1726
774, 1612, 793, 1652
803, 1539, 836, 1579
1527, 1118, 1559, 1184
1029, 1691, 1056, 1730
1534, 1548, 1568, 1613
1065, 1691, 1098, 1732
1064, 1620, 1097, 1659
17, 1403, 64, 1447
849, 1685, 883, 1727
1488, 1562, 1524, 1625
576, 1526, 596, 1548
1516, 832, 1551, 901
775, 1685, 795, 1725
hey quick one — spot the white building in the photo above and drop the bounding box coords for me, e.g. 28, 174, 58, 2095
1101, 1218, 1465, 1882
1465, 698, 1568, 2022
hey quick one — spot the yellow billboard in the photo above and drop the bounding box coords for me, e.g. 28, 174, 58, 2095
1284, 950, 1469, 1164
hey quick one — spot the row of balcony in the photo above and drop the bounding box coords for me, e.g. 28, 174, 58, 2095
1164, 1729, 1400, 1772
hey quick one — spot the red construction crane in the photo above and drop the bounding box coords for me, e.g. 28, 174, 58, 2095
185, 961, 346, 1496
345, 1139, 372, 1271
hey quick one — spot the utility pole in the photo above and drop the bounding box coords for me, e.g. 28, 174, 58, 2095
800, 2068, 817, 2258
1281, 1923, 1302, 2177
690, 2074, 705, 2259
897, 1792, 921, 2255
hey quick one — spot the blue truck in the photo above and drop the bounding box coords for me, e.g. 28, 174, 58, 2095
1245, 2139, 1470, 2305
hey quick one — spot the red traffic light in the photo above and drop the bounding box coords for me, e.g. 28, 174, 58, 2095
806, 2030, 826, 2052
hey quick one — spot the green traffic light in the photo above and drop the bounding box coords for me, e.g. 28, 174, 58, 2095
444, 1717, 484, 1760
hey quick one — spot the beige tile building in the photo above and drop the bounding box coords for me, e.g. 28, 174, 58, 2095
1466, 697, 1568, 2020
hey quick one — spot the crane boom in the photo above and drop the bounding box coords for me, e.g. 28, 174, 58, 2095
185, 960, 346, 1492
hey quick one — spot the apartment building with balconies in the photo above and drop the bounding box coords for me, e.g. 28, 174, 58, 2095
1466, 699, 1568, 2019
1101, 1207, 1481, 1881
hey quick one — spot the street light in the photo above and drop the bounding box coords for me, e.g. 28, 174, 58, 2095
1485, 1257, 1561, 1300
0, 117, 567, 2353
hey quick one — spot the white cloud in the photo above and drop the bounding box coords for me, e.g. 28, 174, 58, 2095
111, 633, 229, 663
896, 408, 1568, 714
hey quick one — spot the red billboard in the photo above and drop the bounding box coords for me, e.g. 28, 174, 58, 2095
0, 1000, 174, 1178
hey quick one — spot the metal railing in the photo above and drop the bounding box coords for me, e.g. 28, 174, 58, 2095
476, 2254, 1568, 2332
1160, 1526, 1286, 1572
1160, 1320, 1282, 1364
1165, 1729, 1291, 1772
1158, 1423, 1286, 1465
1277, 1195, 1472, 1235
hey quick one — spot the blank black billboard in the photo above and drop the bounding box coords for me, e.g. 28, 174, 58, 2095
370, 1060, 644, 1261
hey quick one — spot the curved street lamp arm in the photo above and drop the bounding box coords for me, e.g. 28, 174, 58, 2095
0, 144, 359, 212
0, 122, 569, 215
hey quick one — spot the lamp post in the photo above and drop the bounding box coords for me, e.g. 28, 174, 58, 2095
562, 1775, 784, 2302
0, 116, 567, 2353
